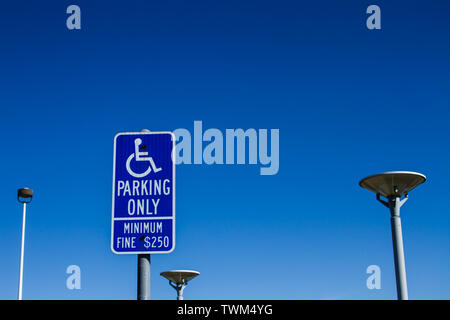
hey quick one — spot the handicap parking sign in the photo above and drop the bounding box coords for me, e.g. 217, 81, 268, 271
111, 131, 175, 254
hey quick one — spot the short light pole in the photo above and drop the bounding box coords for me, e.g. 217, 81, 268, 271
17, 188, 33, 300
161, 270, 200, 300
359, 171, 426, 300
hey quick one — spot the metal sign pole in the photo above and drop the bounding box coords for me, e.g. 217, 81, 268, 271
138, 254, 151, 300
18, 202, 27, 300
389, 196, 408, 300
137, 129, 152, 301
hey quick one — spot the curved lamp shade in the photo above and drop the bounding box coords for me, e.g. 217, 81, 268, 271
160, 270, 200, 285
359, 171, 426, 198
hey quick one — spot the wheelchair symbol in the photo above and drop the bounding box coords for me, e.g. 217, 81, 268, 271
126, 138, 162, 178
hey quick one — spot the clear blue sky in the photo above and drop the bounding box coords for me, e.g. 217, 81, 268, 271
0, 0, 449, 299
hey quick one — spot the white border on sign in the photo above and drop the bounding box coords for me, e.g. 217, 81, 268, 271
110, 131, 176, 255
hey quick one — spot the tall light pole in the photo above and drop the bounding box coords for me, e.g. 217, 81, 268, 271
17, 188, 33, 300
161, 270, 200, 300
359, 171, 426, 300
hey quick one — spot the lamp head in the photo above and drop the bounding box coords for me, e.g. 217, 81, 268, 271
18, 188, 33, 204
160, 270, 200, 285
359, 171, 426, 198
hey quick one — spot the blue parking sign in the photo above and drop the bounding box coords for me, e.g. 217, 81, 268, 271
111, 132, 175, 254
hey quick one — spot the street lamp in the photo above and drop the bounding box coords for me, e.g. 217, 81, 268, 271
17, 188, 33, 300
359, 171, 426, 300
161, 270, 200, 300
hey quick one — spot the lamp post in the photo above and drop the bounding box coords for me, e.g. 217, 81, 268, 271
161, 270, 200, 300
17, 188, 33, 300
359, 171, 426, 300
